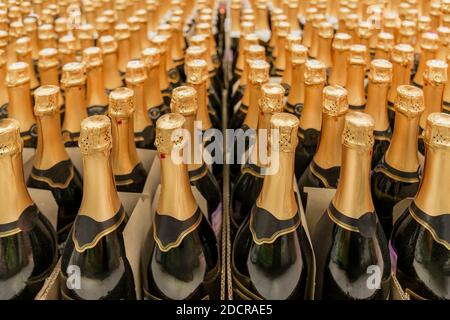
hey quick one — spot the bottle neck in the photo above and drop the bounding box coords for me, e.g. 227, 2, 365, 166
35, 113, 69, 170
346, 64, 366, 106
329, 50, 348, 86
365, 82, 390, 131
19, 53, 39, 88
231, 9, 240, 34
62, 85, 88, 133
244, 82, 261, 129
333, 145, 374, 218
165, 37, 175, 70
287, 63, 305, 105
145, 66, 163, 107
385, 112, 420, 172
111, 116, 140, 175
30, 31, 39, 60
317, 37, 332, 67
79, 152, 121, 221
39, 66, 59, 86
171, 29, 184, 62
61, 52, 77, 66
256, 151, 297, 219
240, 58, 248, 86
103, 52, 122, 89
314, 113, 345, 169
80, 39, 94, 52
0, 65, 8, 105
0, 152, 34, 225
184, 115, 204, 172
86, 66, 108, 107
7, 83, 35, 132
147, 11, 157, 32
415, 147, 450, 215
117, 38, 131, 72
374, 48, 390, 60
299, 83, 324, 130
130, 31, 141, 60
158, 52, 170, 90
388, 62, 411, 103
158, 150, 198, 220
192, 81, 212, 131
130, 82, 152, 132
281, 49, 292, 84
421, 83, 445, 129
275, 36, 287, 71
256, 8, 270, 32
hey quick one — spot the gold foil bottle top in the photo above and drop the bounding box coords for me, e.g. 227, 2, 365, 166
59, 34, 77, 53
304, 59, 326, 85
424, 113, 450, 150
0, 30, 8, 48
9, 20, 25, 38
395, 85, 425, 117
259, 83, 285, 114
246, 44, 265, 63
185, 46, 207, 62
38, 23, 55, 40
151, 34, 168, 52
196, 22, 211, 36
23, 16, 38, 32
348, 44, 367, 65
38, 48, 58, 70
342, 112, 375, 150
15, 36, 31, 55
142, 47, 160, 68
0, 49, 6, 66
109, 87, 135, 118
127, 16, 140, 31
345, 13, 359, 30
417, 15, 431, 31
169, 15, 182, 30
338, 7, 350, 20
358, 21, 373, 39
290, 44, 308, 65
244, 33, 259, 49
78, 23, 96, 40
155, 113, 186, 154
376, 32, 394, 51
61, 62, 86, 88
248, 59, 270, 85
392, 44, 415, 65
318, 21, 333, 38
79, 115, 112, 155
82, 47, 103, 68
269, 112, 299, 153
186, 59, 208, 85
332, 33, 352, 51
369, 59, 393, 84
98, 35, 118, 54
420, 32, 440, 51
115, 23, 131, 40
189, 34, 207, 49
438, 26, 450, 46
277, 21, 290, 37
322, 85, 349, 116
312, 13, 326, 29
157, 23, 172, 38
6, 61, 29, 86
125, 59, 147, 84
305, 7, 318, 21
54, 17, 68, 34
286, 33, 302, 49
424, 59, 448, 85
242, 14, 256, 25
399, 20, 416, 38
96, 16, 109, 34
170, 86, 198, 116
0, 118, 22, 156
240, 21, 255, 35
34, 85, 60, 116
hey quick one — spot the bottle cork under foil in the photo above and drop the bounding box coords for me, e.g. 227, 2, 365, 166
38, 48, 58, 70
61, 62, 86, 87
186, 59, 208, 85
125, 60, 147, 85
395, 85, 425, 117
108, 87, 135, 117
249, 60, 270, 85
34, 85, 60, 116
260, 83, 285, 113
185, 46, 207, 64
349, 44, 367, 65
170, 86, 198, 116
424, 59, 448, 85
369, 59, 393, 84
115, 23, 131, 40
304, 59, 326, 85
291, 44, 308, 65
269, 113, 299, 153
142, 47, 160, 68
0, 118, 22, 156
376, 32, 395, 52
342, 112, 375, 150
82, 47, 103, 68
79, 115, 112, 155
155, 113, 186, 154
151, 34, 168, 53
6, 61, 30, 86
391, 44, 415, 65
98, 35, 118, 54
420, 32, 439, 51
332, 33, 352, 51
424, 112, 450, 149
323, 85, 349, 116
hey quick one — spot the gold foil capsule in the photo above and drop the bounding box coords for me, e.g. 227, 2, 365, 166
79, 115, 112, 155
6, 61, 30, 87
0, 118, 22, 156
54, 17, 68, 35
34, 85, 60, 116
185, 46, 207, 63
246, 44, 266, 63
260, 83, 285, 113
108, 87, 135, 118
369, 59, 393, 84
342, 112, 375, 150
189, 34, 207, 49
269, 112, 300, 153
142, 47, 160, 68
155, 113, 186, 154
186, 59, 208, 84
318, 21, 333, 39
332, 33, 352, 51
291, 44, 308, 65
424, 59, 448, 85
304, 59, 326, 85
420, 32, 439, 51
322, 85, 349, 116
0, 48, 6, 66
127, 16, 140, 32
395, 85, 425, 117
240, 21, 255, 35
125, 60, 147, 85
59, 34, 77, 53
399, 20, 416, 37
286, 33, 302, 49
38, 48, 58, 70
82, 47, 103, 68
61, 62, 86, 88
78, 23, 96, 40
376, 32, 394, 52
424, 112, 450, 149
248, 59, 270, 85
98, 35, 118, 54
391, 44, 415, 66
15, 36, 31, 55
357, 20, 373, 39
170, 86, 198, 116
96, 16, 109, 34
0, 30, 8, 49
151, 34, 168, 53
9, 20, 25, 38
115, 23, 131, 40
417, 15, 432, 31
37, 23, 54, 40
348, 44, 367, 65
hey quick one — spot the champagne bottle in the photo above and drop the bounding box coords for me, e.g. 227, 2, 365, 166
285, 44, 308, 117
58, 34, 77, 66
356, 21, 372, 68
387, 44, 414, 129
416, 16, 432, 53
169, 15, 186, 81
82, 47, 109, 116
298, 85, 349, 206
437, 26, 450, 61
413, 32, 439, 88
99, 35, 123, 92
254, 0, 271, 46
96, 16, 110, 38
37, 48, 64, 109
273, 21, 289, 76
313, 111, 391, 300
374, 32, 394, 60
157, 24, 181, 88
281, 33, 302, 95
60, 115, 136, 300
232, 21, 254, 81
143, 113, 220, 300
232, 112, 313, 300
109, 87, 147, 193
346, 44, 367, 110
115, 23, 131, 75
232, 83, 285, 236
444, 55, 450, 114
78, 24, 96, 52
316, 21, 333, 69
392, 112, 450, 300
170, 86, 222, 232
295, 59, 326, 179
309, 14, 326, 59
125, 59, 156, 150
27, 86, 83, 244
136, 9, 150, 49
61, 62, 88, 147
230, 0, 241, 51
55, 17, 69, 40
328, 32, 351, 87
38, 23, 56, 50
146, 1, 159, 34
127, 16, 141, 60
0, 118, 58, 299
7, 20, 24, 64
23, 16, 39, 61
15, 37, 39, 90
372, 85, 424, 238
397, 20, 416, 48
419, 60, 448, 154
302, 7, 317, 48
6, 61, 36, 148
0, 49, 8, 117
365, 59, 393, 169
151, 35, 172, 106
